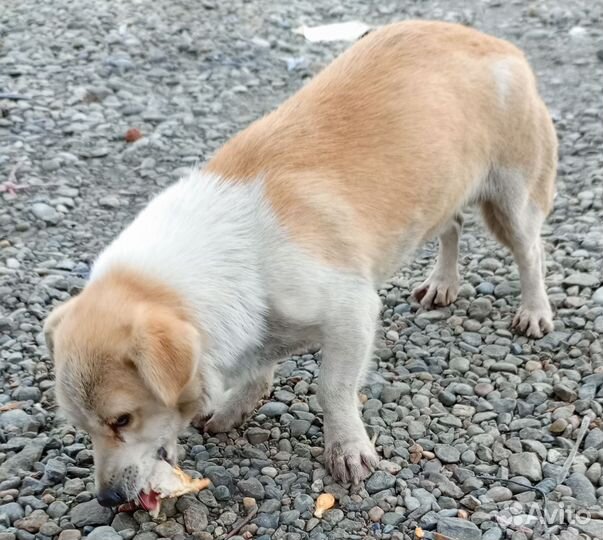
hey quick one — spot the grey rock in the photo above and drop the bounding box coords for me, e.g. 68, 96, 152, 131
44, 458, 67, 483
0, 437, 47, 482
483, 528, 503, 540
0, 502, 24, 523
112, 512, 138, 532
482, 345, 509, 360
183, 504, 208, 533
257, 402, 288, 417
382, 511, 405, 526
70, 500, 113, 527
486, 486, 513, 502
468, 298, 492, 321
31, 203, 61, 224
289, 419, 311, 437
0, 410, 37, 432
293, 494, 314, 512
564, 472, 596, 505
382, 382, 408, 403
87, 526, 121, 540
435, 444, 460, 463
509, 453, 542, 482
12, 387, 41, 402
47, 501, 69, 519
154, 520, 184, 536
246, 427, 270, 444
585, 428, 603, 449
574, 519, 603, 538
366, 471, 396, 494
563, 273, 599, 287
237, 477, 265, 499
437, 517, 482, 540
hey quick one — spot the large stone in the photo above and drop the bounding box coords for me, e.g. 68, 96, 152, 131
0, 437, 47, 482
437, 517, 482, 540
237, 477, 265, 500
563, 273, 599, 287
87, 526, 121, 540
70, 499, 113, 527
575, 519, 603, 539
31, 202, 61, 224
508, 452, 542, 482
111, 512, 138, 532
183, 503, 208, 533
366, 471, 396, 494
0, 502, 24, 523
14, 509, 48, 532
565, 472, 597, 506
434, 444, 460, 463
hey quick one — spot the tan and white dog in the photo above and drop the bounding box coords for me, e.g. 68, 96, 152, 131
44, 21, 557, 507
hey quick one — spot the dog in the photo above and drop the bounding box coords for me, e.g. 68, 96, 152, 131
44, 20, 557, 506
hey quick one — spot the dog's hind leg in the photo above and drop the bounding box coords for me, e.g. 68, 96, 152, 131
481, 170, 554, 338
412, 214, 463, 308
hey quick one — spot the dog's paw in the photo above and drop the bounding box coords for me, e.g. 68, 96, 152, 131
201, 397, 260, 434
412, 275, 459, 308
512, 305, 553, 338
325, 435, 378, 485
202, 409, 248, 434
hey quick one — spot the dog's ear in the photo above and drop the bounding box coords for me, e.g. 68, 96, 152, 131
132, 307, 199, 408
44, 299, 76, 358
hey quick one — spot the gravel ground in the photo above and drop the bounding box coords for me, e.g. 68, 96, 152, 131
1, 0, 602, 539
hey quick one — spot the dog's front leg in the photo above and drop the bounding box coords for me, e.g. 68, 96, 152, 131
201, 366, 274, 434
318, 287, 380, 484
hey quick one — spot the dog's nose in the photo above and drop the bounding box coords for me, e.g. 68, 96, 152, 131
97, 487, 127, 507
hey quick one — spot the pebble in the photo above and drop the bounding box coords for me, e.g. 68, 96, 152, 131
70, 500, 113, 527
486, 486, 513, 502
365, 471, 396, 494
565, 472, 597, 505
87, 527, 121, 540
563, 273, 599, 287
58, 532, 81, 540
368, 506, 385, 522
508, 453, 542, 482
237, 478, 265, 500
437, 517, 481, 540
30, 203, 61, 225
434, 444, 461, 463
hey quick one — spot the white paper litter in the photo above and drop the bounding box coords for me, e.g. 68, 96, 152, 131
294, 21, 372, 43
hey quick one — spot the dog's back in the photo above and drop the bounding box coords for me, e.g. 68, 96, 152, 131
207, 21, 556, 282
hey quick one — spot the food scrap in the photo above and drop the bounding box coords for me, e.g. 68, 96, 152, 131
124, 128, 143, 143
314, 493, 335, 518
120, 462, 210, 518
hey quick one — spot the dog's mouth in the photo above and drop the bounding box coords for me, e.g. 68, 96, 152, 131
117, 489, 160, 515
116, 447, 172, 515
139, 489, 161, 514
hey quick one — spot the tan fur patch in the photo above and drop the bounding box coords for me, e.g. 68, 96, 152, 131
46, 269, 201, 422
205, 20, 556, 278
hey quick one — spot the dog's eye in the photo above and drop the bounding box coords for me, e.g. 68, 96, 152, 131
113, 414, 131, 429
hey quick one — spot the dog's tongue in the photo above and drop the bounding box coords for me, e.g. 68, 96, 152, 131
139, 490, 160, 513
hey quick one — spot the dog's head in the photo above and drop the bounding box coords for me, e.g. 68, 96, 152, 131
44, 270, 202, 507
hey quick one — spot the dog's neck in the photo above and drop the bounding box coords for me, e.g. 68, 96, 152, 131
90, 171, 270, 380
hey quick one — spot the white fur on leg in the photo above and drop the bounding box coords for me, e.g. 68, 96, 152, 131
506, 205, 553, 338
318, 288, 380, 484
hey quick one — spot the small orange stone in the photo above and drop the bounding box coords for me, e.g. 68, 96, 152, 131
125, 128, 142, 142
